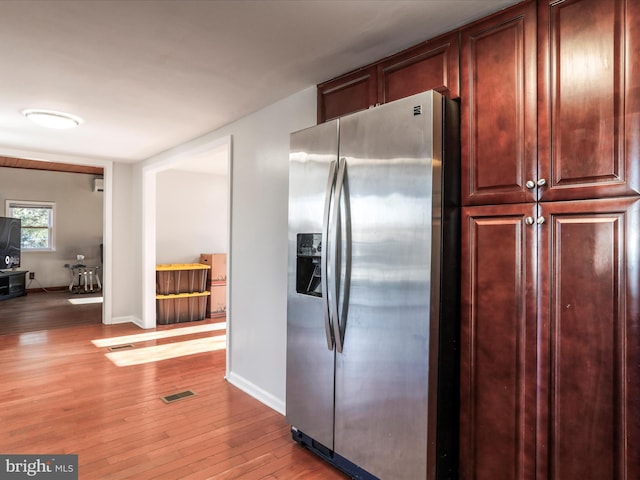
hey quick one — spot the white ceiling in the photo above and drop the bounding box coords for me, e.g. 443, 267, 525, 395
0, 0, 520, 171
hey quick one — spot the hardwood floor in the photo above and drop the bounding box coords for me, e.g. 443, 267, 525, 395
0, 290, 103, 335
0, 308, 348, 478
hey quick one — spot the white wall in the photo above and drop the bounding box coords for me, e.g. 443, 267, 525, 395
110, 161, 139, 323
136, 86, 316, 412
198, 87, 317, 411
156, 170, 227, 263
0, 166, 103, 287
221, 88, 316, 412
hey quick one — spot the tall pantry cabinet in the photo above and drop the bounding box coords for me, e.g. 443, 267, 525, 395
314, 0, 640, 477
460, 2, 640, 480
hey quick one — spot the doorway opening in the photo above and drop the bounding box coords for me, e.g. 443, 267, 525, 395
0, 157, 112, 334
141, 135, 232, 377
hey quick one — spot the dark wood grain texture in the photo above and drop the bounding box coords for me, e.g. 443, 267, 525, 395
378, 31, 460, 102
0, 156, 104, 175
317, 31, 459, 123
0, 291, 102, 335
317, 66, 377, 123
537, 0, 640, 201
536, 197, 640, 480
460, 203, 538, 480
460, 0, 538, 206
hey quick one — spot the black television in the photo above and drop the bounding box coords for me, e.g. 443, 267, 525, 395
0, 216, 21, 270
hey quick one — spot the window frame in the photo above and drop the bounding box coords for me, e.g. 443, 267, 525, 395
5, 200, 56, 252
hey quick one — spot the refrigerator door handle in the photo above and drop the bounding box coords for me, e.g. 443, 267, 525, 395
331, 157, 350, 353
321, 159, 337, 350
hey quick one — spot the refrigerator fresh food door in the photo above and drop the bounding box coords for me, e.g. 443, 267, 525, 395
334, 91, 443, 479
286, 120, 339, 450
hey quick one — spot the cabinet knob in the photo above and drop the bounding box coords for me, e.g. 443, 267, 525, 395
536, 216, 546, 225
525, 180, 536, 189
525, 216, 535, 225
537, 178, 547, 187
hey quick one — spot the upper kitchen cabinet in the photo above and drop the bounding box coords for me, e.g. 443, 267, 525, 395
460, 0, 538, 206
317, 32, 460, 123
537, 0, 640, 201
377, 31, 460, 103
317, 66, 377, 123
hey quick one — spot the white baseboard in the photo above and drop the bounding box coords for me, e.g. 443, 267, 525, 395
108, 315, 143, 327
226, 371, 286, 415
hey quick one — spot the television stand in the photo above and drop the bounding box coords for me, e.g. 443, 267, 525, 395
0, 270, 27, 301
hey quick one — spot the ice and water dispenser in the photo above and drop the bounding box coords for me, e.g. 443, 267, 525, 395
296, 233, 322, 296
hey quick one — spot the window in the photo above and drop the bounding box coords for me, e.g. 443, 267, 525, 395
5, 200, 56, 251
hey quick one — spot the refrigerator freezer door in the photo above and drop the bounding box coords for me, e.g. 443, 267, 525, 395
334, 91, 443, 479
286, 120, 339, 450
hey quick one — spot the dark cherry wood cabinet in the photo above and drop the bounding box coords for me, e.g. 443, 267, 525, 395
317, 32, 459, 123
460, 203, 538, 480
316, 1, 640, 478
460, 5, 640, 473
317, 66, 377, 123
460, 0, 538, 206
461, 197, 640, 480
377, 31, 459, 103
537, 0, 640, 202
536, 197, 640, 480
462, 0, 640, 206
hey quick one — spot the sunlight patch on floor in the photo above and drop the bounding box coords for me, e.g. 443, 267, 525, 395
105, 335, 226, 366
18, 331, 49, 346
92, 322, 225, 347
68, 296, 104, 305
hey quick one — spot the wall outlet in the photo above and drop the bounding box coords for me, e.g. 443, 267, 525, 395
29, 272, 35, 279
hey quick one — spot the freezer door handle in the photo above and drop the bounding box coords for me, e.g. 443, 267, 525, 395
321, 159, 337, 350
331, 157, 350, 353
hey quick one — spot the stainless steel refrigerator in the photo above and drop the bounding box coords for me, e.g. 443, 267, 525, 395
286, 91, 460, 480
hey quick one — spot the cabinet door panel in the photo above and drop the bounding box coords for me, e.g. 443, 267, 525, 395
460, 204, 537, 480
378, 31, 459, 102
461, 1, 538, 206
538, 0, 640, 200
317, 66, 377, 123
537, 198, 640, 480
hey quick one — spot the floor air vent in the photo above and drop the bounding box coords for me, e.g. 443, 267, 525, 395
161, 390, 196, 404
107, 344, 134, 351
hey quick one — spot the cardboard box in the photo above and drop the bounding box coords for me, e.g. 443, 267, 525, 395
209, 284, 226, 318
200, 253, 226, 282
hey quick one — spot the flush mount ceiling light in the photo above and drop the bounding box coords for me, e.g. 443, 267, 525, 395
22, 109, 83, 129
